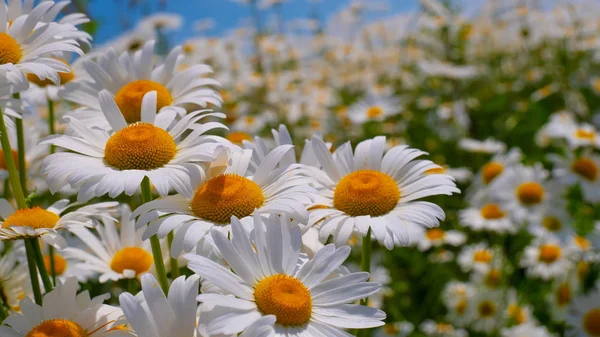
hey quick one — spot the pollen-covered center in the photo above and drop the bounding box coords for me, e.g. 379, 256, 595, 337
104, 123, 176, 170
425, 228, 445, 240
571, 157, 598, 181
114, 80, 173, 123
366, 106, 384, 118
26, 319, 86, 337
477, 300, 496, 318
333, 170, 399, 217
473, 250, 492, 263
481, 162, 504, 185
583, 308, 600, 337
542, 216, 562, 232
2, 207, 59, 229
574, 129, 596, 140
515, 182, 544, 205
27, 59, 74, 87
191, 173, 265, 224
110, 247, 153, 275
539, 244, 561, 263
226, 131, 252, 145
44, 254, 68, 276
480, 203, 505, 219
254, 274, 312, 326
0, 33, 22, 65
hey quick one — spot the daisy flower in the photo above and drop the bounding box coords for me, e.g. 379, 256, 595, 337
41, 243, 95, 283
550, 151, 600, 203
528, 204, 574, 240
457, 243, 498, 274
375, 322, 414, 337
442, 282, 474, 327
505, 289, 535, 326
547, 276, 580, 322
0, 277, 129, 337
466, 290, 504, 333
459, 199, 517, 234
184, 213, 386, 336
119, 274, 199, 337
414, 227, 466, 251
490, 163, 551, 223
309, 136, 459, 248
346, 93, 402, 123
41, 90, 227, 201
0, 198, 116, 249
458, 137, 506, 154
501, 323, 554, 337
0, 0, 84, 85
563, 123, 599, 149
520, 235, 574, 280
468, 148, 522, 195
133, 145, 315, 257
0, 243, 31, 312
64, 204, 168, 283
63, 40, 221, 127
566, 287, 600, 337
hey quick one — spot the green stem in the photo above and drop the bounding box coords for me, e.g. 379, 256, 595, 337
141, 176, 169, 295
47, 98, 55, 154
2, 179, 9, 199
24, 239, 43, 305
0, 106, 26, 209
48, 246, 57, 285
167, 232, 180, 279
0, 293, 8, 322
15, 118, 26, 195
30, 239, 52, 293
127, 278, 137, 294
360, 228, 372, 306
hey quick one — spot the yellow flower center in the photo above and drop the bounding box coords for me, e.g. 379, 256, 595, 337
480, 203, 505, 219
425, 228, 445, 240
485, 269, 501, 288
254, 274, 312, 326
556, 283, 571, 306
508, 304, 526, 324
110, 247, 153, 275
571, 157, 598, 181
473, 250, 492, 263
26, 319, 87, 337
114, 80, 173, 123
0, 149, 19, 170
27, 59, 74, 87
583, 309, 600, 337
542, 216, 562, 231
516, 182, 544, 205
43, 254, 68, 276
539, 244, 561, 263
191, 174, 265, 224
0, 33, 22, 65
2, 207, 60, 229
226, 131, 252, 145
366, 106, 384, 118
574, 129, 596, 140
333, 170, 399, 217
477, 300, 496, 318
481, 162, 503, 185
384, 323, 399, 334
455, 300, 467, 314
104, 123, 176, 170
578, 261, 589, 281
574, 236, 591, 250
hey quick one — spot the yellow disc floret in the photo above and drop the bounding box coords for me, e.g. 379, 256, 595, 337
583, 309, 600, 337
191, 174, 265, 224
333, 170, 400, 217
542, 216, 562, 232
254, 274, 312, 326
481, 162, 503, 185
556, 283, 571, 306
110, 247, 153, 275
2, 207, 59, 229
43, 254, 68, 276
480, 203, 505, 219
26, 319, 87, 337
114, 80, 173, 123
104, 123, 176, 170
473, 250, 492, 263
0, 33, 22, 65
27, 60, 74, 87
477, 300, 496, 318
516, 182, 544, 205
226, 131, 252, 145
571, 157, 598, 181
366, 106, 384, 118
425, 228, 445, 240
539, 244, 561, 263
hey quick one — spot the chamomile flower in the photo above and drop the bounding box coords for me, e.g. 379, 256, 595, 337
443, 282, 474, 327
309, 136, 459, 248
521, 236, 574, 280
563, 123, 600, 149
415, 228, 466, 251
467, 291, 504, 332
64, 205, 167, 283
458, 137, 506, 154
491, 164, 551, 223
528, 204, 574, 240
0, 0, 84, 85
566, 287, 600, 337
346, 93, 402, 123
133, 145, 315, 257
505, 290, 535, 325
459, 199, 517, 234
468, 148, 522, 197
457, 243, 498, 274
119, 274, 199, 337
0, 277, 129, 337
184, 213, 386, 336
64, 40, 221, 128
547, 276, 580, 322
550, 151, 600, 203
0, 199, 116, 249
41, 90, 227, 201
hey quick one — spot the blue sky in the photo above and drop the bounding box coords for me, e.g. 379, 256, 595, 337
89, 0, 420, 45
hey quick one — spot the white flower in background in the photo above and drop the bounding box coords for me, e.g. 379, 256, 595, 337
563, 123, 600, 149
528, 204, 574, 240
420, 319, 468, 337
346, 93, 402, 123
466, 291, 504, 332
376, 321, 414, 337
0, 198, 116, 249
501, 323, 554, 337
0, 243, 31, 312
566, 287, 600, 337
521, 235, 574, 281
185, 214, 385, 336
309, 136, 459, 248
549, 151, 600, 203
414, 227, 466, 251
0, 277, 129, 337
459, 199, 517, 234
547, 276, 580, 322
41, 91, 227, 201
468, 148, 522, 198
458, 137, 506, 154
457, 243, 498, 274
